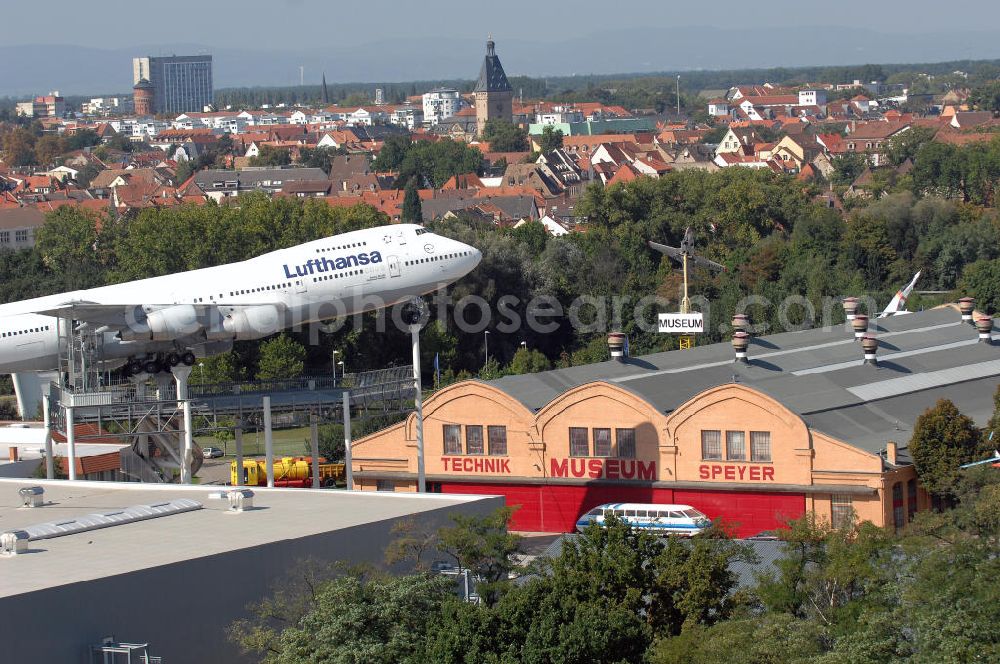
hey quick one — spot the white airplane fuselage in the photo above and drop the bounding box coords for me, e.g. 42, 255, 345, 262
0, 223, 481, 374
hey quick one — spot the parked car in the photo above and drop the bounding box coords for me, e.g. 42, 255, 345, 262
203, 446, 224, 459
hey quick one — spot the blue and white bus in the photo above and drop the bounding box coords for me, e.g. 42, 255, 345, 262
575, 503, 712, 536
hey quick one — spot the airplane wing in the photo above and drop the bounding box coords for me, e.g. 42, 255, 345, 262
689, 255, 726, 272
878, 271, 921, 318
33, 302, 212, 328
647, 240, 685, 263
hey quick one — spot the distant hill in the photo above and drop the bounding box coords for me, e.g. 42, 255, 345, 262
2, 27, 999, 97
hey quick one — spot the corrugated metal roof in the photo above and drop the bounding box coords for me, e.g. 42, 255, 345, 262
485, 309, 1000, 455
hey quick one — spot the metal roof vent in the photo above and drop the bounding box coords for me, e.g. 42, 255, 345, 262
0, 530, 29, 556
975, 316, 993, 344
18, 486, 45, 508
227, 489, 255, 513
842, 297, 859, 321
607, 332, 626, 362
732, 331, 749, 363
17, 499, 202, 542
861, 334, 879, 366
958, 297, 975, 324
851, 314, 869, 339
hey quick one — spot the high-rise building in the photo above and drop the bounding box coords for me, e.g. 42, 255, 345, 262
474, 37, 513, 136
132, 55, 213, 115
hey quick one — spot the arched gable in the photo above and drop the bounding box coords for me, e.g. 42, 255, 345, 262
404, 380, 535, 441
664, 383, 807, 443
535, 381, 666, 437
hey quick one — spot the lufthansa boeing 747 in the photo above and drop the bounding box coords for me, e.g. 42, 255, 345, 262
0, 223, 481, 415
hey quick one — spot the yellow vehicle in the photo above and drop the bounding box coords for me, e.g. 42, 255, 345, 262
232, 456, 345, 487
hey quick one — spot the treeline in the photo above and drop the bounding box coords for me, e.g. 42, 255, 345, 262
228, 426, 1000, 662
2, 166, 999, 383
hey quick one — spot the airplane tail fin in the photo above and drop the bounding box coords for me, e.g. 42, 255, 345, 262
879, 271, 921, 318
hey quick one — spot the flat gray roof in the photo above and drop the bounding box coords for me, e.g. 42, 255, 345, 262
487, 308, 1000, 457
0, 479, 494, 599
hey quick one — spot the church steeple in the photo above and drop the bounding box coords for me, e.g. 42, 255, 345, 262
321, 72, 329, 104
474, 36, 514, 135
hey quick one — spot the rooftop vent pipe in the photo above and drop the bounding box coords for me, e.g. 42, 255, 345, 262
975, 316, 993, 344
732, 331, 749, 363
227, 489, 255, 512
852, 314, 869, 339
607, 332, 626, 362
842, 297, 859, 321
18, 486, 44, 508
861, 333, 879, 366
958, 297, 975, 324
0, 530, 29, 556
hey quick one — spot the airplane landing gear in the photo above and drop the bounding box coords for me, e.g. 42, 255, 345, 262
123, 351, 197, 377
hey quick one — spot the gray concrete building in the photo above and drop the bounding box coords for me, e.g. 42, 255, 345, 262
0, 480, 501, 662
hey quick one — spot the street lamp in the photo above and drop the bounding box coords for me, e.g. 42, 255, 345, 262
484, 330, 490, 368
402, 299, 426, 492
198, 362, 205, 385
520, 340, 527, 350
331, 350, 339, 386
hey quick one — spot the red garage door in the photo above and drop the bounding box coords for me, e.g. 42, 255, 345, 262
439, 482, 674, 532
674, 489, 805, 538
440, 483, 804, 537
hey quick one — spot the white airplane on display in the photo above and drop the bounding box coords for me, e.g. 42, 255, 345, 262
878, 271, 921, 318
0, 223, 481, 416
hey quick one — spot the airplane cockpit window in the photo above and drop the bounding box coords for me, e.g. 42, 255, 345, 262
415, 228, 429, 236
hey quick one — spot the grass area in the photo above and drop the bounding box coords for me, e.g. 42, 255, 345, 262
195, 426, 313, 458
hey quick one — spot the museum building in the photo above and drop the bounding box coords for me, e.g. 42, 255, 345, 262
351, 306, 999, 536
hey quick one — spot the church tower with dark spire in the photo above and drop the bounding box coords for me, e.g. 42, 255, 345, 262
474, 36, 513, 136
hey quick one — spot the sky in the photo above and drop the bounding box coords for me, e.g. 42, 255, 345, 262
3, 0, 1000, 50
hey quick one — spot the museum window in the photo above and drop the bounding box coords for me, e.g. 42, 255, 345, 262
726, 431, 746, 460
907, 478, 918, 522
487, 425, 507, 456
593, 428, 612, 457
615, 428, 636, 458
701, 430, 722, 460
443, 424, 462, 455
376, 480, 395, 492
465, 425, 484, 455
750, 431, 772, 462
831, 494, 853, 529
569, 427, 589, 457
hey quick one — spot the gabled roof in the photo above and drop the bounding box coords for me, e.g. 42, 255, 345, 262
474, 39, 512, 93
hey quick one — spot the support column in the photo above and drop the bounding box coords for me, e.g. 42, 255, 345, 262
343, 392, 353, 490
263, 396, 274, 488
234, 425, 244, 487
43, 395, 54, 480
65, 404, 77, 481
411, 325, 425, 493
173, 366, 194, 484
310, 413, 320, 489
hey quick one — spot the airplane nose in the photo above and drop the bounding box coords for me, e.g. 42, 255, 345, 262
471, 246, 482, 266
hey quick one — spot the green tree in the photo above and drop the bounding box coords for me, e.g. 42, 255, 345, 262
65, 129, 100, 151
230, 565, 453, 664
299, 145, 345, 173
538, 125, 564, 153
33, 134, 66, 167
189, 351, 239, 386
250, 145, 292, 167
508, 347, 551, 374
1, 126, 37, 166
436, 506, 522, 606
909, 398, 983, 503
884, 126, 937, 167
481, 120, 529, 152
959, 258, 1000, 314
402, 177, 423, 223
173, 158, 194, 184
256, 334, 306, 380
967, 80, 1000, 112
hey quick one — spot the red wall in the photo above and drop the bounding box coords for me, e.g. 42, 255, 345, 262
440, 482, 805, 538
